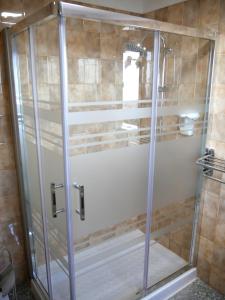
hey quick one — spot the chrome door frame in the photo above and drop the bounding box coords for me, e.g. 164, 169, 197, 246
58, 15, 76, 300
143, 30, 160, 292
189, 39, 216, 266
9, 1, 216, 41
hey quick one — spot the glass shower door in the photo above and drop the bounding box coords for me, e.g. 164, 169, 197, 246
11, 17, 76, 300
12, 29, 49, 293
147, 32, 212, 288
66, 18, 154, 300
32, 17, 74, 300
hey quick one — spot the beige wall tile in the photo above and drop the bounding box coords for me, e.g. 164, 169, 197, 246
199, 0, 220, 31
0, 144, 15, 170
154, 8, 168, 22
214, 54, 225, 84
183, 0, 200, 27
167, 3, 184, 25
202, 191, 220, 218
200, 215, 216, 241
209, 266, 225, 294
198, 236, 214, 264
197, 253, 210, 283
214, 217, 225, 248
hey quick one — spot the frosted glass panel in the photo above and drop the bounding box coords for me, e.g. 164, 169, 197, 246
34, 17, 71, 300
66, 17, 154, 300
148, 32, 211, 287
13, 31, 49, 291
71, 145, 149, 240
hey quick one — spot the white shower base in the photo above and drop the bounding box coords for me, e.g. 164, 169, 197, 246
38, 230, 187, 300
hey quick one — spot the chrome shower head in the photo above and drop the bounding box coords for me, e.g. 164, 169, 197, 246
125, 42, 147, 55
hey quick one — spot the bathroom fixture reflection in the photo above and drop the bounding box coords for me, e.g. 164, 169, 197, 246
158, 35, 175, 99
123, 51, 140, 100
121, 122, 138, 131
124, 43, 146, 68
74, 183, 85, 221
125, 42, 147, 56
125, 33, 148, 69
1, 21, 16, 25
124, 54, 145, 68
122, 26, 137, 31
179, 113, 200, 136
1, 12, 24, 18
50, 183, 65, 218
125, 35, 175, 98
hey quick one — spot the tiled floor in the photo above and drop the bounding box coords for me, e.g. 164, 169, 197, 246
9, 282, 33, 300
169, 279, 225, 300
9, 278, 225, 299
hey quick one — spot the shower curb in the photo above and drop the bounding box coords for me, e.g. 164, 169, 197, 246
142, 268, 197, 300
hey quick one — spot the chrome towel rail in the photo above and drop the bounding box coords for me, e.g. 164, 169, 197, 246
196, 148, 225, 184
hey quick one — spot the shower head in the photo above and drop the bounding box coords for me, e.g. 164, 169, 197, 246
125, 32, 149, 56
124, 55, 144, 68
125, 42, 147, 55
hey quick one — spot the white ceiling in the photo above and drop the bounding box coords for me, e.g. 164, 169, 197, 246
76, 0, 186, 13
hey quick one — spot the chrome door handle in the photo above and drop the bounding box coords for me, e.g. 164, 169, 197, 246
74, 183, 85, 221
50, 183, 65, 218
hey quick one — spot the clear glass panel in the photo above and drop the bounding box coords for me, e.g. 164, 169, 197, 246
34, 17, 71, 299
147, 33, 211, 287
12, 30, 48, 291
66, 18, 154, 300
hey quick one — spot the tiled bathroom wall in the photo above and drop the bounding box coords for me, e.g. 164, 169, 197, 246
145, 0, 225, 295
0, 32, 27, 282
74, 196, 195, 263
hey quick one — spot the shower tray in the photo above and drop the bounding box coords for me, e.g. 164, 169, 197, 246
37, 230, 187, 300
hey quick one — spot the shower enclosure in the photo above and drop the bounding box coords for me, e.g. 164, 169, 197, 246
5, 1, 214, 300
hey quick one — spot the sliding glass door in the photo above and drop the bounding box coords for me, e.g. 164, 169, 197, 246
11, 17, 76, 300
31, 17, 74, 300
65, 18, 155, 300
12, 29, 50, 292
147, 33, 212, 288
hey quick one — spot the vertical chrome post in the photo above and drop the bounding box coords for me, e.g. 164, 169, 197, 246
143, 31, 160, 291
189, 40, 215, 266
58, 15, 76, 300
28, 26, 54, 299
